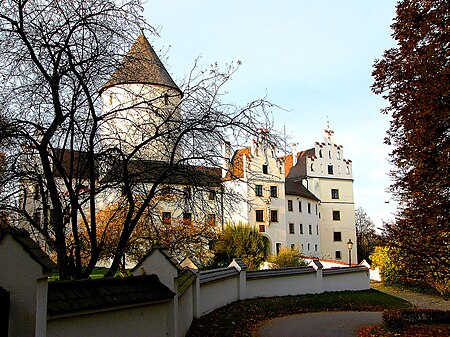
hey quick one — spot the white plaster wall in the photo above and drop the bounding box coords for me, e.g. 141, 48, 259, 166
285, 195, 321, 257
300, 132, 357, 264
178, 286, 194, 337
323, 271, 370, 292
246, 273, 318, 298
101, 83, 181, 161
47, 303, 169, 337
199, 277, 238, 315
0, 235, 43, 337
131, 250, 178, 291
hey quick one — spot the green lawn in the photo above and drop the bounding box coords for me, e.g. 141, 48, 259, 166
187, 290, 413, 337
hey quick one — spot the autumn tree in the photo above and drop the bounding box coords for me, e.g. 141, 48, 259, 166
355, 207, 378, 263
0, 1, 277, 279
372, 0, 449, 294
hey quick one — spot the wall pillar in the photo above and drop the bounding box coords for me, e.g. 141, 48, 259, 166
309, 259, 324, 294
229, 258, 247, 300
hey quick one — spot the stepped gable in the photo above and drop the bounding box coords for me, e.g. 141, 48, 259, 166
103, 34, 182, 95
285, 178, 320, 202
225, 147, 251, 180
48, 274, 175, 316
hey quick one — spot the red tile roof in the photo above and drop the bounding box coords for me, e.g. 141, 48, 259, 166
225, 147, 251, 180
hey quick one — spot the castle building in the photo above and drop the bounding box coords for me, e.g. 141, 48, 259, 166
285, 129, 357, 264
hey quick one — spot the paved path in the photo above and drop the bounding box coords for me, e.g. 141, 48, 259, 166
371, 282, 450, 311
257, 311, 382, 337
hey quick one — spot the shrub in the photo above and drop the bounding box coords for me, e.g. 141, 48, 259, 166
270, 247, 307, 268
208, 222, 266, 270
370, 246, 401, 285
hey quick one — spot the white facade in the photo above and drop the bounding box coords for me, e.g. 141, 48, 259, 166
285, 192, 321, 257
224, 130, 322, 257
287, 129, 357, 264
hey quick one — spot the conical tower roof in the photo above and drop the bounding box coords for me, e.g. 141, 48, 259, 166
103, 34, 182, 95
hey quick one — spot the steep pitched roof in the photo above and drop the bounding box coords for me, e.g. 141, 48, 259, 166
103, 34, 182, 95
283, 148, 315, 177
285, 178, 320, 202
103, 160, 222, 187
48, 274, 175, 316
286, 148, 316, 179
225, 147, 251, 180
0, 226, 56, 273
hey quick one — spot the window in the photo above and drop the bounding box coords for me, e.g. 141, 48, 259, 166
255, 184, 263, 197
298, 201, 302, 212
291, 244, 295, 251
309, 224, 312, 235
162, 212, 171, 225
335, 251, 342, 259
316, 225, 319, 235
328, 150, 332, 159
333, 231, 342, 242
314, 244, 318, 251
328, 164, 334, 174
208, 190, 216, 201
183, 212, 192, 225
346, 166, 350, 174
109, 93, 113, 105
310, 163, 314, 172
164, 93, 169, 105
331, 189, 339, 199
308, 203, 311, 214
315, 204, 318, 215
259, 225, 265, 232
319, 149, 323, 158
333, 210, 341, 221
262, 164, 268, 174
300, 223, 303, 234
307, 243, 310, 251
270, 186, 278, 198
288, 200, 293, 211
276, 243, 281, 256
337, 151, 341, 160
289, 223, 295, 234
270, 210, 278, 222
301, 243, 304, 251
256, 210, 264, 222
207, 214, 216, 226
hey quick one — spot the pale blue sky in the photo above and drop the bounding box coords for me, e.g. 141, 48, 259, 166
144, 1, 398, 227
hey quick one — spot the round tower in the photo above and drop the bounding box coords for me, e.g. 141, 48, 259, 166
100, 34, 183, 162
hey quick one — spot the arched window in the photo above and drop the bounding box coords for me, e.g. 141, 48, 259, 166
319, 149, 323, 158
310, 163, 314, 172
337, 151, 341, 159
328, 150, 332, 159
346, 166, 350, 174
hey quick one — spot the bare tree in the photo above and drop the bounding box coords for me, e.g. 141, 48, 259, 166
0, 0, 278, 279
355, 207, 378, 263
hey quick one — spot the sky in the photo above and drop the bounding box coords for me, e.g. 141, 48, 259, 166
144, 0, 398, 228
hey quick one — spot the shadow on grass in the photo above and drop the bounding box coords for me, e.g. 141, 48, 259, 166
187, 289, 413, 337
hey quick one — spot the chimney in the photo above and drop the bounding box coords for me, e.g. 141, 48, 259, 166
292, 143, 298, 166
222, 141, 232, 178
